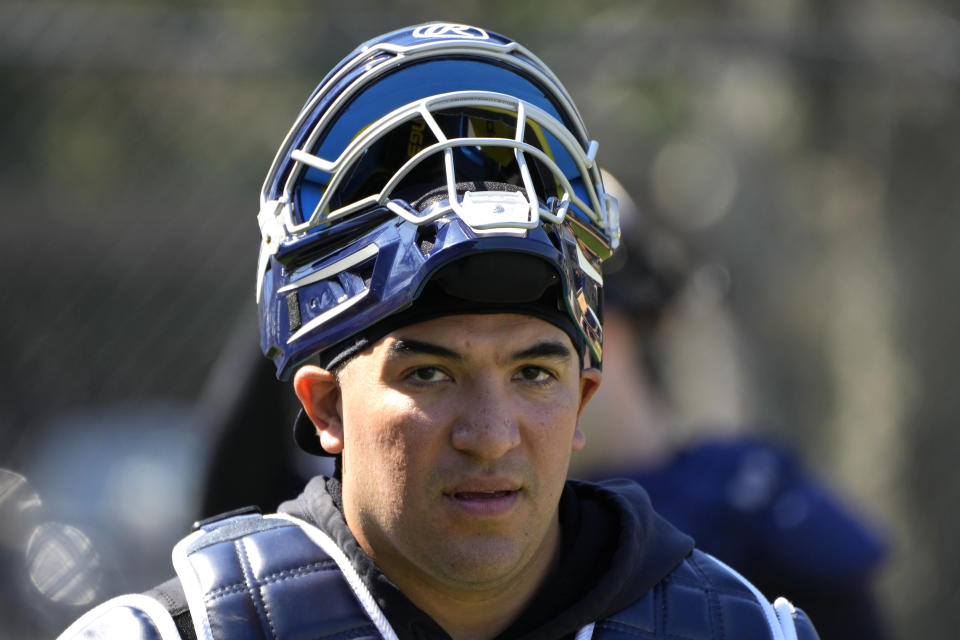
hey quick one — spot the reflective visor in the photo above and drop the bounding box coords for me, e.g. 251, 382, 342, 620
280, 58, 617, 259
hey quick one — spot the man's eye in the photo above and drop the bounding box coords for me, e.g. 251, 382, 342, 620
409, 367, 449, 383
517, 366, 552, 383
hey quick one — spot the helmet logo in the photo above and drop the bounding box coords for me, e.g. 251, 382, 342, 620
412, 23, 489, 40
455, 190, 533, 236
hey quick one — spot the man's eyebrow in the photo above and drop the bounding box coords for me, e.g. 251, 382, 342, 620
509, 340, 573, 363
388, 337, 572, 363
389, 338, 464, 361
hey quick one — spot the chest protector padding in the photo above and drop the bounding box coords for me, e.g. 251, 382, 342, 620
58, 512, 816, 640
594, 549, 808, 640
175, 514, 817, 640
57, 510, 818, 640
174, 514, 380, 640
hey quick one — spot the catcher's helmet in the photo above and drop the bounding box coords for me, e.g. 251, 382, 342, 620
257, 22, 620, 381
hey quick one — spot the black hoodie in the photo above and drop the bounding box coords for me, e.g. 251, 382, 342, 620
278, 476, 695, 640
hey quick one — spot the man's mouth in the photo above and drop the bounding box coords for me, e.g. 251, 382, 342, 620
443, 485, 521, 516
450, 490, 517, 500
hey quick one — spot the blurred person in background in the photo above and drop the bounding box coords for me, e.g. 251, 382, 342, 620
570, 172, 887, 640
56, 22, 817, 640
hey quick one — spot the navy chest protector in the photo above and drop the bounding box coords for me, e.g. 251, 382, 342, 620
56, 512, 818, 640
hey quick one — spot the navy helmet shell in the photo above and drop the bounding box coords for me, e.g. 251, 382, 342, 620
256, 22, 620, 380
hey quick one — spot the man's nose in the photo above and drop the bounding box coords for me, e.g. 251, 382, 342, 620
450, 382, 521, 460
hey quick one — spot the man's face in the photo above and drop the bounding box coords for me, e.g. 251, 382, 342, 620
323, 314, 600, 596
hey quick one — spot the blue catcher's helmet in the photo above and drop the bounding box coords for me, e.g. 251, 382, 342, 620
257, 22, 620, 382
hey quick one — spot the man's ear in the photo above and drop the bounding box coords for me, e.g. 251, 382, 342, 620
572, 367, 602, 452
293, 365, 344, 455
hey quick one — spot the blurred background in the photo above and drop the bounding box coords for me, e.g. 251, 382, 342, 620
1, 1, 958, 638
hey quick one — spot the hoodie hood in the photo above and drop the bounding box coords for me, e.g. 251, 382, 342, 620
279, 476, 695, 640
522, 478, 695, 639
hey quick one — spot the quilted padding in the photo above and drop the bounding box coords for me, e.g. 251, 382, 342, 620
183, 518, 380, 640
594, 550, 783, 639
